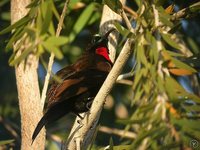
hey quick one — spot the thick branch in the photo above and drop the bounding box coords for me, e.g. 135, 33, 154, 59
11, 0, 45, 149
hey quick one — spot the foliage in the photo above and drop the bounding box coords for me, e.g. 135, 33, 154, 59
103, 0, 200, 149
0, 0, 200, 149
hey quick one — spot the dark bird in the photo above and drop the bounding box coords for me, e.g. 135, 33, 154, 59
32, 29, 115, 143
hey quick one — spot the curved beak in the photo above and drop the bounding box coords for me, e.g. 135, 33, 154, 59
102, 28, 116, 39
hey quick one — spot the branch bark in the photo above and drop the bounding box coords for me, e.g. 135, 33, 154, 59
11, 0, 45, 149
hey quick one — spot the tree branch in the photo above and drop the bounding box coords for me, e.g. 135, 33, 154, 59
99, 125, 136, 139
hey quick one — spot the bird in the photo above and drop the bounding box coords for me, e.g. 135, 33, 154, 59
32, 29, 115, 143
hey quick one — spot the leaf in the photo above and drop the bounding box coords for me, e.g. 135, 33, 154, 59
113, 22, 134, 38
103, 0, 122, 14
68, 3, 95, 43
9, 45, 34, 66
165, 4, 175, 14
161, 33, 181, 50
131, 126, 166, 148
0, 15, 31, 35
0, 139, 14, 146
26, 0, 40, 8
45, 36, 68, 46
168, 58, 197, 75
88, 11, 101, 25
40, 0, 53, 34
5, 25, 25, 51
165, 76, 200, 104
137, 44, 148, 66
42, 42, 63, 59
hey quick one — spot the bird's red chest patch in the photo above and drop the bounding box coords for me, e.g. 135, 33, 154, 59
95, 47, 111, 62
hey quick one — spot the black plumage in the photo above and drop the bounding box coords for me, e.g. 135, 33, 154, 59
32, 29, 114, 143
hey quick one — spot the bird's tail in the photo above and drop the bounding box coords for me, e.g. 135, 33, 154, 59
31, 102, 70, 144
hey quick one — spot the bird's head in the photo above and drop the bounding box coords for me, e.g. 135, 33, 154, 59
88, 28, 115, 63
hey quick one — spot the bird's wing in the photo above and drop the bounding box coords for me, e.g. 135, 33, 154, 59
47, 68, 108, 108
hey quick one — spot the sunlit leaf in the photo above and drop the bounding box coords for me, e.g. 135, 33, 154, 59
161, 33, 181, 50
0, 139, 14, 146
165, 76, 200, 103
40, 0, 53, 34
68, 3, 95, 43
165, 4, 175, 14
9, 45, 34, 66
5, 26, 25, 51
26, 0, 40, 8
45, 36, 68, 46
42, 41, 63, 59
114, 22, 134, 38
0, 15, 31, 35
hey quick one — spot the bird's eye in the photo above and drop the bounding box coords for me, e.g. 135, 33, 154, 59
92, 35, 101, 44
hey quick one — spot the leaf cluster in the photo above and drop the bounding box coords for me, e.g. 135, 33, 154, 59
101, 0, 200, 149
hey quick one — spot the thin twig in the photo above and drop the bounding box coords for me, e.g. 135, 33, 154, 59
171, 1, 200, 21
123, 5, 138, 19
40, 0, 70, 107
0, 116, 20, 143
99, 125, 136, 139
121, 10, 134, 32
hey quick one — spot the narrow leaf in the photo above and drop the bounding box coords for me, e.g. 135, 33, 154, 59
40, 0, 53, 34
45, 36, 68, 46
0, 139, 14, 146
68, 3, 95, 43
9, 45, 34, 66
161, 33, 181, 50
42, 42, 63, 59
0, 15, 30, 35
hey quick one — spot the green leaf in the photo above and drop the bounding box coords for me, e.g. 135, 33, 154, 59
131, 126, 165, 148
5, 25, 25, 51
68, 3, 95, 43
137, 44, 148, 66
0, 15, 31, 35
114, 22, 134, 38
40, 0, 53, 34
161, 33, 181, 50
42, 42, 63, 59
26, 0, 40, 8
9, 45, 34, 66
165, 76, 200, 104
171, 58, 197, 73
45, 36, 68, 46
52, 1, 60, 21
0, 139, 14, 146
164, 50, 184, 57
88, 11, 101, 25
103, 0, 122, 14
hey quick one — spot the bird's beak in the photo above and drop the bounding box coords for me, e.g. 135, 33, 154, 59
103, 28, 116, 39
